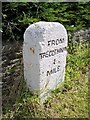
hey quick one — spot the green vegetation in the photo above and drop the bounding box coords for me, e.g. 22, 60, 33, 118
2, 42, 89, 119
2, 2, 90, 41
2, 2, 89, 119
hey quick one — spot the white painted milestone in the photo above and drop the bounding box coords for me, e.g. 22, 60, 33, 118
23, 21, 68, 101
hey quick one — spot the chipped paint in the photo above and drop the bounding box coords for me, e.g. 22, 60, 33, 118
30, 48, 35, 54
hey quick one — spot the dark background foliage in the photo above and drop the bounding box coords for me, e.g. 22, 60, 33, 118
2, 2, 90, 42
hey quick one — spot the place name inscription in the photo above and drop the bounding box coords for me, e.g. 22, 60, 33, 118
39, 37, 66, 76
39, 37, 66, 59
39, 47, 66, 59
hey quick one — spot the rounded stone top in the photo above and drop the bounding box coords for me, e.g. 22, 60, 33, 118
24, 21, 66, 34
24, 21, 68, 45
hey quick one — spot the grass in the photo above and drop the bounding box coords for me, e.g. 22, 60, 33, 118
2, 42, 89, 119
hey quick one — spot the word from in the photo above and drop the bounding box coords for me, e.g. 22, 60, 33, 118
48, 38, 65, 46
39, 47, 66, 59
47, 65, 60, 76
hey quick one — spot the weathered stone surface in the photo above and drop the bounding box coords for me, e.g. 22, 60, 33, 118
23, 22, 68, 101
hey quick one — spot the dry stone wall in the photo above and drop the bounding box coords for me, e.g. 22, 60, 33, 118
2, 41, 22, 108
72, 28, 90, 42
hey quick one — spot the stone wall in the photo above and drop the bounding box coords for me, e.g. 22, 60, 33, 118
2, 41, 23, 109
72, 28, 90, 42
